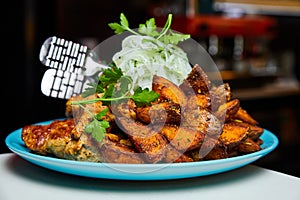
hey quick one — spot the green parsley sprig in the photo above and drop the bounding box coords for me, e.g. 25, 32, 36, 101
81, 65, 123, 98
71, 66, 160, 142
73, 66, 159, 106
108, 13, 190, 45
83, 107, 110, 142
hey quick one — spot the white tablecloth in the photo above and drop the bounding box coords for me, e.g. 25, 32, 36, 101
0, 153, 299, 200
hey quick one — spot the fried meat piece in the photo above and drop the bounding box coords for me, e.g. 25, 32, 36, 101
210, 83, 232, 106
237, 137, 262, 154
136, 102, 181, 125
22, 118, 102, 162
234, 107, 259, 125
22, 118, 75, 156
182, 108, 223, 136
203, 143, 229, 160
160, 124, 205, 151
110, 99, 137, 120
229, 120, 264, 141
116, 116, 168, 163
22, 118, 145, 163
183, 83, 231, 115
219, 122, 248, 149
179, 64, 211, 96
215, 99, 240, 122
162, 145, 194, 163
152, 75, 188, 108
188, 137, 228, 161
187, 94, 211, 110
99, 138, 145, 164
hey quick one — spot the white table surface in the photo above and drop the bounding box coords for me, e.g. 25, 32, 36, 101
0, 153, 299, 200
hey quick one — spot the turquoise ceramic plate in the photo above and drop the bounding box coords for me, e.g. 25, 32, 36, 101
5, 120, 278, 180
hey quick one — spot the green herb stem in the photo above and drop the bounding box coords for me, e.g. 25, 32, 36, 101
71, 95, 131, 105
125, 27, 139, 35
77, 103, 96, 118
157, 14, 172, 40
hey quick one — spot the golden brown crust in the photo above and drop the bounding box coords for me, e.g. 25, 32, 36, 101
163, 145, 194, 163
237, 137, 262, 154
182, 108, 223, 137
219, 122, 249, 149
136, 102, 181, 125
99, 139, 145, 164
215, 99, 240, 122
234, 107, 259, 125
179, 64, 211, 96
230, 120, 264, 141
116, 116, 168, 163
203, 144, 229, 160
22, 119, 75, 155
160, 124, 205, 151
152, 75, 188, 108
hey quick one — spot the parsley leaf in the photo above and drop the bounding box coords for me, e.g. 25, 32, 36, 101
85, 119, 110, 142
138, 18, 159, 37
160, 31, 191, 45
132, 87, 160, 107
108, 13, 190, 45
82, 108, 110, 142
99, 65, 123, 86
95, 107, 109, 120
108, 13, 139, 35
107, 22, 124, 34
81, 66, 123, 98
74, 66, 159, 106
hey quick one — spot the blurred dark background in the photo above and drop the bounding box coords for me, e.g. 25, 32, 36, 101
1, 0, 300, 177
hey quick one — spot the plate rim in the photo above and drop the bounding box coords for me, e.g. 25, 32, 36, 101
5, 119, 279, 180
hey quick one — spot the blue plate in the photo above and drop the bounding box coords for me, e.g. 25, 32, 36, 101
5, 120, 278, 180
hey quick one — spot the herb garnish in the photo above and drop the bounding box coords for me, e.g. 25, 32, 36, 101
108, 13, 190, 45
84, 107, 110, 142
71, 66, 159, 142
73, 66, 159, 106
